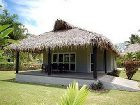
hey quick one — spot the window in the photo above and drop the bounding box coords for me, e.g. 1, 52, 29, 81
59, 54, 63, 62
53, 54, 57, 62
52, 53, 76, 71
64, 54, 69, 62
70, 54, 75, 62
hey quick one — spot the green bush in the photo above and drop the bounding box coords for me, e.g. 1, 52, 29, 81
20, 63, 41, 71
116, 58, 124, 67
89, 80, 103, 90
107, 69, 120, 77
0, 62, 41, 71
0, 62, 15, 71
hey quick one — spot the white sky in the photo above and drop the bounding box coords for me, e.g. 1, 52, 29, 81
3, 0, 140, 44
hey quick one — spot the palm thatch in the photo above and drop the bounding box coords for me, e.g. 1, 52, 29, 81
123, 43, 140, 54
9, 19, 119, 55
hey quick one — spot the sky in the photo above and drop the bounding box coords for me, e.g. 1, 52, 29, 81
1, 0, 140, 44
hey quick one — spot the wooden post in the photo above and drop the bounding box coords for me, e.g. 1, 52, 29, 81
47, 47, 51, 75
92, 46, 97, 79
16, 51, 19, 74
104, 49, 107, 73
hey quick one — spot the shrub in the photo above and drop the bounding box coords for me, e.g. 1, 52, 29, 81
0, 62, 14, 71
89, 80, 103, 90
20, 63, 41, 71
0, 62, 41, 71
124, 60, 140, 80
107, 69, 120, 77
116, 57, 124, 68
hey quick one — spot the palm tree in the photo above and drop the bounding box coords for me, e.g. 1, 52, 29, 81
135, 52, 140, 60
124, 52, 135, 60
125, 34, 140, 45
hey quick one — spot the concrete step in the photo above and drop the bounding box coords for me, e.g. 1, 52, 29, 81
99, 75, 140, 91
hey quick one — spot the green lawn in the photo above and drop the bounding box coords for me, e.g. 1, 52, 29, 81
0, 70, 140, 105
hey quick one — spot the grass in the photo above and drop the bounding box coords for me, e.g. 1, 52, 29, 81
0, 70, 140, 105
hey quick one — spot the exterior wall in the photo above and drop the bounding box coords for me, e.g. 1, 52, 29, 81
106, 51, 116, 72
43, 49, 48, 64
97, 48, 104, 71
87, 47, 105, 72
43, 46, 116, 73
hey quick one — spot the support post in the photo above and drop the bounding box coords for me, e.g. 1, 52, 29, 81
104, 49, 107, 73
16, 51, 19, 74
92, 46, 97, 79
47, 47, 51, 75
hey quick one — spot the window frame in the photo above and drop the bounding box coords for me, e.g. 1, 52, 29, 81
52, 52, 76, 72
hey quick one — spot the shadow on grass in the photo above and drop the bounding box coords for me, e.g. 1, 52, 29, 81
131, 79, 140, 82
122, 77, 140, 82
1, 78, 67, 89
1, 78, 111, 94
90, 89, 110, 94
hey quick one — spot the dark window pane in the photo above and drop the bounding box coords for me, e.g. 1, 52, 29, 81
53, 54, 57, 62
59, 54, 63, 62
64, 63, 69, 70
70, 54, 75, 62
58, 63, 64, 70
91, 64, 93, 71
64, 54, 69, 62
52, 63, 58, 69
70, 64, 75, 71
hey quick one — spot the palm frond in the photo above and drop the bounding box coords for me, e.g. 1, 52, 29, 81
58, 82, 89, 105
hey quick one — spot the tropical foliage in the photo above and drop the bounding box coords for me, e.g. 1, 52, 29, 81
0, 5, 29, 63
0, 24, 13, 61
0, 9, 28, 40
89, 81, 103, 90
125, 34, 140, 45
58, 82, 89, 105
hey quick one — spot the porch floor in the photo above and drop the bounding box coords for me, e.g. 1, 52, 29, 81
18, 70, 105, 80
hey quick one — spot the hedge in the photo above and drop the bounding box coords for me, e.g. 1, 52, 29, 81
0, 62, 41, 71
0, 62, 15, 71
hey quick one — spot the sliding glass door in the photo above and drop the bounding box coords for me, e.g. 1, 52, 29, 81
52, 53, 76, 71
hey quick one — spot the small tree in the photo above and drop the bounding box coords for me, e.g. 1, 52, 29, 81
124, 60, 140, 80
58, 82, 89, 105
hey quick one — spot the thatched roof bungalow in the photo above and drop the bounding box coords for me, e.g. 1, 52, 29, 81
10, 19, 119, 79
123, 43, 140, 54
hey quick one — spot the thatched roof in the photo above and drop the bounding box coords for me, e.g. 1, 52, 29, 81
9, 19, 119, 55
123, 43, 140, 54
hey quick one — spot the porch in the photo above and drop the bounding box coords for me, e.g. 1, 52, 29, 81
16, 70, 140, 91
16, 70, 105, 86
18, 70, 105, 80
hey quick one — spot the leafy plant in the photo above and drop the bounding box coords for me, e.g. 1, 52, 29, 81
124, 52, 135, 60
0, 9, 28, 40
125, 34, 140, 44
0, 24, 13, 61
107, 69, 120, 77
89, 80, 103, 90
135, 52, 140, 60
0, 62, 14, 71
58, 82, 89, 105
